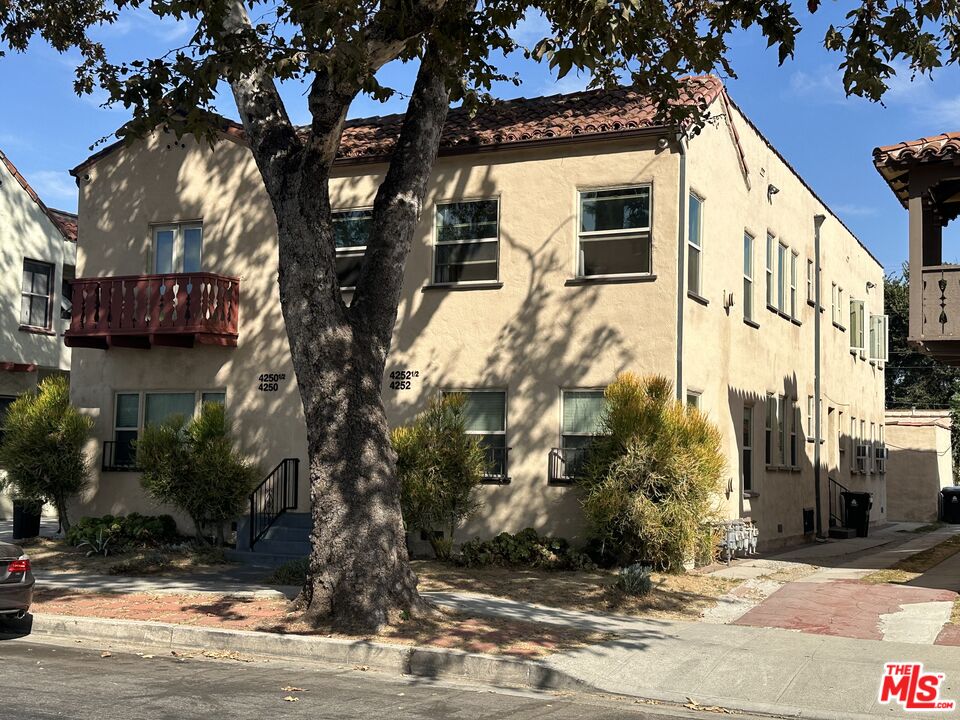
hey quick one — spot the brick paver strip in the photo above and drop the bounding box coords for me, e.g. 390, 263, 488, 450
735, 580, 957, 640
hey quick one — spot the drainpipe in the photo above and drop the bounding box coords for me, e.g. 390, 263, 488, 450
814, 214, 826, 539
675, 134, 688, 402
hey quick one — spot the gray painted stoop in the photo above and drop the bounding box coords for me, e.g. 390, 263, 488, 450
229, 512, 311, 566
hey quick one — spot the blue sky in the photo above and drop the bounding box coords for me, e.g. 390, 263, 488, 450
0, 7, 957, 274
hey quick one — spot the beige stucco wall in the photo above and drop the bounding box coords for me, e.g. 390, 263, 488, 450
68, 95, 885, 551
683, 99, 886, 548
885, 410, 953, 523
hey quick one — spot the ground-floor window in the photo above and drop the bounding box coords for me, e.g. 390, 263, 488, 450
443, 390, 508, 483
556, 389, 605, 481
742, 404, 753, 492
107, 390, 226, 470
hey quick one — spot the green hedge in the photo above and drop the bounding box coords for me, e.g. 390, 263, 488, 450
65, 513, 179, 549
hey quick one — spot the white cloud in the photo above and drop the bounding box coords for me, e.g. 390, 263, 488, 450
831, 203, 877, 217
28, 170, 77, 206
510, 10, 550, 47
787, 69, 846, 104
540, 72, 591, 96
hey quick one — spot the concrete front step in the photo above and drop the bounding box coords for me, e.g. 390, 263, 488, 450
250, 538, 311, 556
261, 525, 312, 542
829, 526, 859, 539
225, 548, 307, 567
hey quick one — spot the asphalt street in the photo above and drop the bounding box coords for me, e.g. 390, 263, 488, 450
0, 638, 751, 720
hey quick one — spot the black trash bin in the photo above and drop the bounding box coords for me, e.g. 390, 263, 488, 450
841, 491, 872, 537
941, 487, 960, 523
12, 499, 41, 540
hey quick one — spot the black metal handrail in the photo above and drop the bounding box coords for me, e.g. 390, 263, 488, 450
102, 439, 139, 472
828, 477, 850, 528
549, 447, 590, 484
249, 458, 300, 551
481, 445, 510, 483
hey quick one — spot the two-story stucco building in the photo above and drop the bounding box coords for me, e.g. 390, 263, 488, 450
0, 148, 77, 518
65, 76, 887, 557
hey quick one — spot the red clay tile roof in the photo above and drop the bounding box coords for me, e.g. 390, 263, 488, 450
72, 76, 724, 175
336, 75, 723, 159
47, 208, 78, 242
0, 148, 77, 242
873, 132, 960, 207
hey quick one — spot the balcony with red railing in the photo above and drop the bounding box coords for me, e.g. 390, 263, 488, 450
64, 272, 240, 350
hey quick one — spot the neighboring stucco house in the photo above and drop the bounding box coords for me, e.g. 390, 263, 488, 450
65, 76, 887, 557
885, 409, 953, 523
0, 148, 77, 518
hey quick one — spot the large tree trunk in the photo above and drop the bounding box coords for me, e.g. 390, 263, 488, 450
226, 0, 452, 629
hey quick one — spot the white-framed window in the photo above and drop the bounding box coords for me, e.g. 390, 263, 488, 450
850, 298, 866, 352
332, 209, 371, 289
742, 404, 754, 492
686, 390, 702, 410
153, 222, 203, 274
870, 314, 889, 362
577, 186, 652, 278
831, 282, 838, 324
791, 402, 800, 467
109, 390, 225, 470
743, 232, 754, 323
869, 421, 876, 473
837, 287, 845, 329
858, 418, 867, 472
790, 250, 798, 319
765, 393, 776, 465
434, 199, 499, 284
443, 389, 507, 482
850, 415, 857, 468
777, 242, 788, 313
838, 410, 845, 456
766, 234, 775, 308
558, 389, 606, 480
778, 394, 788, 465
20, 259, 54, 329
806, 258, 814, 305
807, 395, 815, 441
878, 425, 886, 473
687, 193, 703, 295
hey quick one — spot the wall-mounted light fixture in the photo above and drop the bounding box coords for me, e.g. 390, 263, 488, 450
767, 184, 780, 200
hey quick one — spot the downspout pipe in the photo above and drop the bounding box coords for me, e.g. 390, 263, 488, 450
676, 134, 688, 402
814, 213, 826, 539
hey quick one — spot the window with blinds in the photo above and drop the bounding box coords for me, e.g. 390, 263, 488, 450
444, 390, 507, 483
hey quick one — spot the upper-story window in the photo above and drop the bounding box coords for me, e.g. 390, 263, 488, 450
743, 232, 754, 323
434, 199, 499, 284
687, 193, 703, 295
333, 209, 371, 289
765, 234, 775, 307
850, 298, 866, 353
153, 223, 202, 274
789, 250, 798, 319
20, 259, 54, 330
578, 186, 651, 278
777, 242, 788, 313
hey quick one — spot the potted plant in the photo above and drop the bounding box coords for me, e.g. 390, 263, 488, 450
11, 496, 43, 540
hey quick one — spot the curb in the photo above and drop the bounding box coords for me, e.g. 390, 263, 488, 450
18, 613, 589, 694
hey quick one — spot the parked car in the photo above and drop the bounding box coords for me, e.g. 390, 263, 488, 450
0, 542, 34, 620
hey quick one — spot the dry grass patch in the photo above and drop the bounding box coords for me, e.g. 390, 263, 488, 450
16, 537, 233, 576
30, 589, 610, 658
413, 560, 739, 621
861, 534, 960, 585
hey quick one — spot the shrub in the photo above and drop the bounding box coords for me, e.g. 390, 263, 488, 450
138, 402, 260, 545
0, 375, 93, 532
393, 394, 486, 560
65, 513, 179, 549
615, 563, 654, 596
458, 528, 595, 570
579, 373, 726, 571
267, 557, 308, 585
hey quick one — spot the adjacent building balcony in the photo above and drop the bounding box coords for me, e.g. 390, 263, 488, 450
65, 272, 240, 350
874, 133, 960, 364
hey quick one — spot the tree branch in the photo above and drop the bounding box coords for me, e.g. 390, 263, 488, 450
349, 41, 452, 364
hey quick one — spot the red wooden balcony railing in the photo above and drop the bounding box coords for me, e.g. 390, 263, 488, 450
65, 272, 240, 349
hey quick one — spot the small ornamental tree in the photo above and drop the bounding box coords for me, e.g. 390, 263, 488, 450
393, 393, 485, 559
137, 402, 259, 544
0, 375, 93, 532
579, 373, 726, 571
